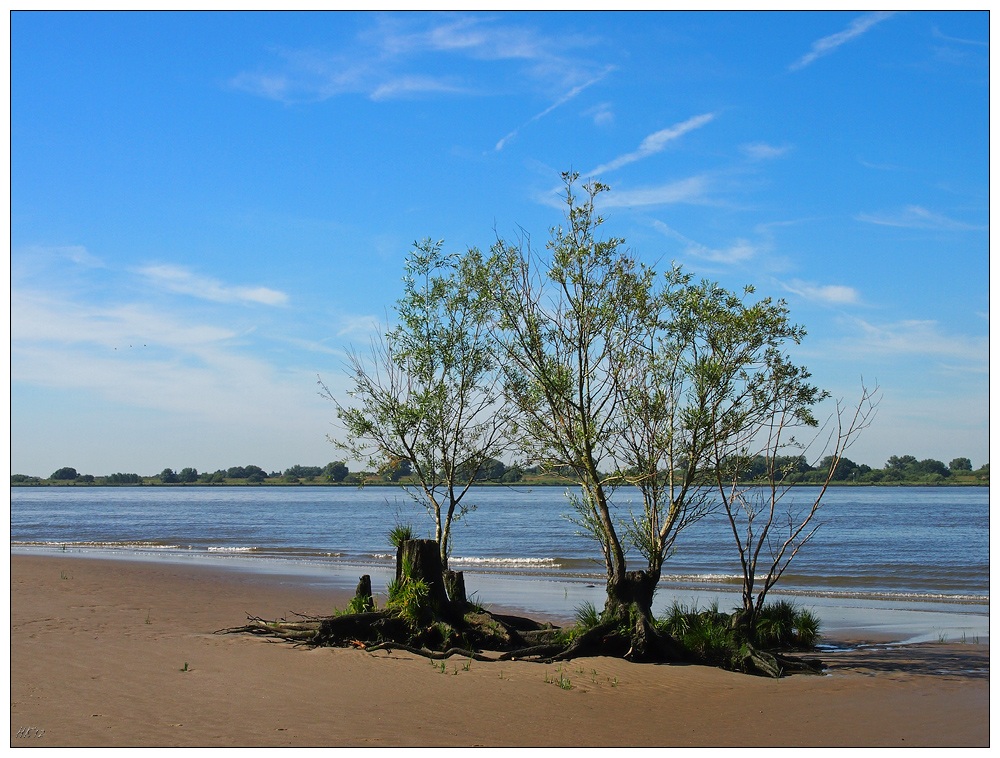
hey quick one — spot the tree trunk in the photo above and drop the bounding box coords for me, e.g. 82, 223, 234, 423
397, 539, 450, 610
603, 570, 683, 662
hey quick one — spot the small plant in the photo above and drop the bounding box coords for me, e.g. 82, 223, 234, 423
573, 601, 601, 632
462, 657, 472, 671
388, 522, 416, 549
60, 571, 68, 580
145, 610, 152, 625
346, 594, 376, 614
180, 663, 189, 672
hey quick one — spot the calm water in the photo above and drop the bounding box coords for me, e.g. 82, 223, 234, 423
10, 485, 988, 606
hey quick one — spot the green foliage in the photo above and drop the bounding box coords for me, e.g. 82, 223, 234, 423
346, 594, 376, 614
326, 238, 517, 567
659, 600, 820, 671
387, 523, 416, 549
106, 472, 141, 484
323, 461, 349, 482
386, 558, 430, 627
949, 457, 972, 472
11, 474, 42, 484
177, 467, 198, 483
573, 601, 601, 632
159, 468, 179, 484
51, 467, 78, 480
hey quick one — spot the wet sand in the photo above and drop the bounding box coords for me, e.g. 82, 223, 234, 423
10, 554, 989, 747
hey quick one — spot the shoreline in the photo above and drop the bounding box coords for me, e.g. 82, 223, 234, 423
11, 554, 989, 746
13, 546, 989, 646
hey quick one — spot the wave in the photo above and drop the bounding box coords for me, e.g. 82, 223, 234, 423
206, 546, 256, 553
450, 556, 561, 569
11, 540, 185, 550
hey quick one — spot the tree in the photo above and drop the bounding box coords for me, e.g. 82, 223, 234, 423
159, 468, 179, 484
324, 239, 518, 568
51, 467, 77, 480
323, 461, 349, 482
713, 377, 878, 639
949, 457, 973, 472
178, 467, 199, 483
477, 174, 720, 658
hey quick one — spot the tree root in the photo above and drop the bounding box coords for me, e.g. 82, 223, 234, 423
218, 607, 824, 677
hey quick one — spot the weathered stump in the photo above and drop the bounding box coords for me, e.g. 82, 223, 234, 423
354, 574, 374, 612
444, 570, 467, 603
397, 539, 450, 609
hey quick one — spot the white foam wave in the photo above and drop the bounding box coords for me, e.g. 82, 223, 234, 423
450, 556, 560, 568
207, 546, 256, 552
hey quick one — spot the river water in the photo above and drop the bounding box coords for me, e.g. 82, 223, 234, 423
11, 485, 989, 643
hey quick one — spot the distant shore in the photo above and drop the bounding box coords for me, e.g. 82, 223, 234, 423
11, 553, 989, 746
9, 480, 990, 487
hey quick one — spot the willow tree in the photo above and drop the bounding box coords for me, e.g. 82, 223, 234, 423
477, 172, 868, 661
324, 239, 516, 568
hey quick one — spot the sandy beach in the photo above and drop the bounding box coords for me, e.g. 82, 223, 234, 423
10, 554, 989, 747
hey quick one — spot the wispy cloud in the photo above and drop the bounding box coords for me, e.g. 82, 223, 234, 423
858, 157, 904, 171
781, 279, 859, 305
855, 205, 987, 231
370, 75, 467, 101
137, 265, 289, 306
651, 220, 757, 264
790, 12, 895, 71
842, 317, 986, 364
583, 102, 614, 127
232, 15, 607, 107
931, 26, 988, 46
495, 69, 612, 151
740, 142, 791, 160
601, 176, 713, 208
585, 113, 716, 175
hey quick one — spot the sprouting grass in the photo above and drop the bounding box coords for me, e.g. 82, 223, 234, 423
573, 601, 601, 632
180, 663, 190, 673
145, 610, 152, 625
388, 522, 416, 548
60, 571, 69, 580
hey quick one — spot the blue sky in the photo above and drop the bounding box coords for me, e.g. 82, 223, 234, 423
11, 11, 989, 476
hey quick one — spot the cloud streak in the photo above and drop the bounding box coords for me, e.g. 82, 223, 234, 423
781, 278, 859, 305
651, 220, 757, 264
599, 176, 713, 208
585, 113, 716, 174
790, 12, 895, 70
495, 69, 611, 151
856, 205, 987, 231
138, 265, 289, 306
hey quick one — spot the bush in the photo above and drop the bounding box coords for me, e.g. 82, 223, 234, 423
51, 467, 78, 480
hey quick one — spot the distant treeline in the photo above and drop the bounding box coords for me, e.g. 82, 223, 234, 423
10, 454, 990, 487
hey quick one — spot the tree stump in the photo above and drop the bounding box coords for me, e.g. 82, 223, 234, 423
444, 570, 467, 603
355, 574, 374, 611
397, 539, 450, 609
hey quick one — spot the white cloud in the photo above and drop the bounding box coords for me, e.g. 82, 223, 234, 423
651, 220, 757, 264
586, 113, 716, 175
11, 289, 318, 424
855, 205, 987, 231
335, 314, 381, 337
781, 279, 859, 305
600, 176, 712, 207
740, 142, 791, 160
370, 75, 467, 101
790, 12, 895, 70
232, 15, 607, 106
137, 264, 289, 306
842, 317, 987, 364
